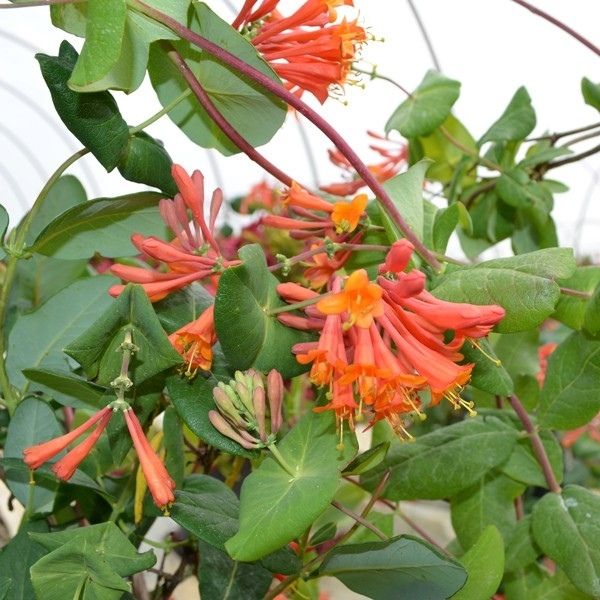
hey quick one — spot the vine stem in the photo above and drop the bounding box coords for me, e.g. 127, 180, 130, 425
264, 471, 390, 600
508, 394, 561, 494
560, 286, 592, 299
0, 148, 89, 414
510, 0, 600, 57
131, 0, 442, 271
268, 293, 331, 316
164, 43, 295, 188
330, 500, 387, 540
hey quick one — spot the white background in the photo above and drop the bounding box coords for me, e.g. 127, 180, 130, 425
1, 0, 599, 258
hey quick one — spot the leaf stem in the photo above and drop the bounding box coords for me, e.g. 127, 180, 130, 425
131, 0, 442, 271
510, 0, 600, 57
546, 142, 600, 171
527, 121, 600, 143
405, 0, 441, 71
129, 89, 191, 135
330, 499, 387, 540
163, 43, 295, 188
267, 443, 296, 477
508, 394, 561, 494
0, 148, 89, 414
560, 286, 593, 299
268, 293, 330, 316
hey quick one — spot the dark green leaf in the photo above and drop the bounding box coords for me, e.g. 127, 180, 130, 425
225, 411, 346, 561
31, 192, 166, 259
22, 369, 107, 410
68, 0, 127, 90
170, 474, 240, 550
493, 330, 540, 381
386, 71, 461, 138
433, 202, 471, 254
582, 77, 600, 112
198, 540, 272, 600
310, 522, 337, 546
480, 87, 536, 144
148, 2, 286, 155
361, 417, 519, 501
4, 398, 62, 513
451, 526, 503, 600
462, 338, 513, 395
65, 284, 181, 386
553, 267, 600, 330
504, 516, 540, 573
37, 41, 129, 171
318, 535, 467, 600
451, 472, 525, 549
532, 485, 600, 597
584, 284, 600, 336
117, 132, 177, 196
154, 283, 215, 334
214, 244, 314, 377
7, 276, 115, 394
431, 248, 576, 332
0, 520, 48, 600
163, 406, 184, 488
343, 442, 390, 476
539, 332, 600, 429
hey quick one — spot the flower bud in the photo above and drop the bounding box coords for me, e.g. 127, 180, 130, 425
208, 410, 258, 450
267, 369, 284, 434
213, 386, 244, 425
252, 385, 267, 442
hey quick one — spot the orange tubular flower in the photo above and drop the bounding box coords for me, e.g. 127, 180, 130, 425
23, 407, 113, 470
168, 305, 217, 375
233, 0, 365, 103
124, 409, 176, 509
317, 269, 384, 328
110, 165, 238, 302
331, 194, 367, 233
239, 180, 277, 214
304, 244, 353, 289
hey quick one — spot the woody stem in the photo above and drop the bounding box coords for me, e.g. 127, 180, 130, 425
163, 43, 295, 188
131, 0, 442, 272
508, 394, 561, 494
330, 500, 387, 540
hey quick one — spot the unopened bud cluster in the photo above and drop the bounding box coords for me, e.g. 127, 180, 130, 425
209, 369, 284, 450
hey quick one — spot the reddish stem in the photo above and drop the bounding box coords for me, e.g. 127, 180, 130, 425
133, 0, 442, 271
164, 44, 294, 188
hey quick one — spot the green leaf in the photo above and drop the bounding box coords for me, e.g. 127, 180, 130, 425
379, 159, 430, 241
493, 330, 540, 382
22, 368, 107, 409
553, 266, 600, 331
170, 474, 240, 550
538, 332, 600, 429
431, 248, 576, 333
31, 192, 166, 259
386, 70, 461, 138
584, 284, 600, 336
0, 520, 48, 600
148, 2, 286, 155
529, 569, 594, 600
451, 472, 525, 549
6, 276, 115, 394
4, 398, 62, 513
30, 522, 155, 600
343, 442, 390, 476
155, 284, 215, 334
37, 41, 129, 171
65, 284, 181, 386
361, 417, 519, 501
0, 204, 8, 249
68, 0, 127, 90
30, 522, 155, 575
582, 77, 600, 112
318, 535, 467, 600
501, 430, 563, 488
462, 338, 513, 395
163, 406, 185, 488
451, 526, 503, 600
504, 516, 540, 573
25, 175, 88, 244
166, 370, 257, 459
117, 132, 177, 196
433, 202, 471, 254
225, 411, 346, 561
214, 244, 314, 377
480, 87, 536, 144
531, 485, 600, 597
198, 540, 272, 600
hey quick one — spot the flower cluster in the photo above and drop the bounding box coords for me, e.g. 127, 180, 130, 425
233, 0, 366, 102
23, 406, 175, 509
278, 240, 505, 440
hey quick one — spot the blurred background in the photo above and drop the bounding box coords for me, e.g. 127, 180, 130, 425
1, 0, 599, 258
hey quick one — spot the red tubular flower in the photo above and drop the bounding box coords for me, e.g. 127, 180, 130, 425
537, 342, 558, 386
110, 164, 238, 302
239, 181, 277, 214
124, 409, 175, 509
52, 410, 113, 480
168, 305, 217, 375
23, 406, 113, 470
234, 0, 365, 103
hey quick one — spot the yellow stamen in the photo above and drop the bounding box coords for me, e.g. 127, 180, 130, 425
469, 339, 502, 367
